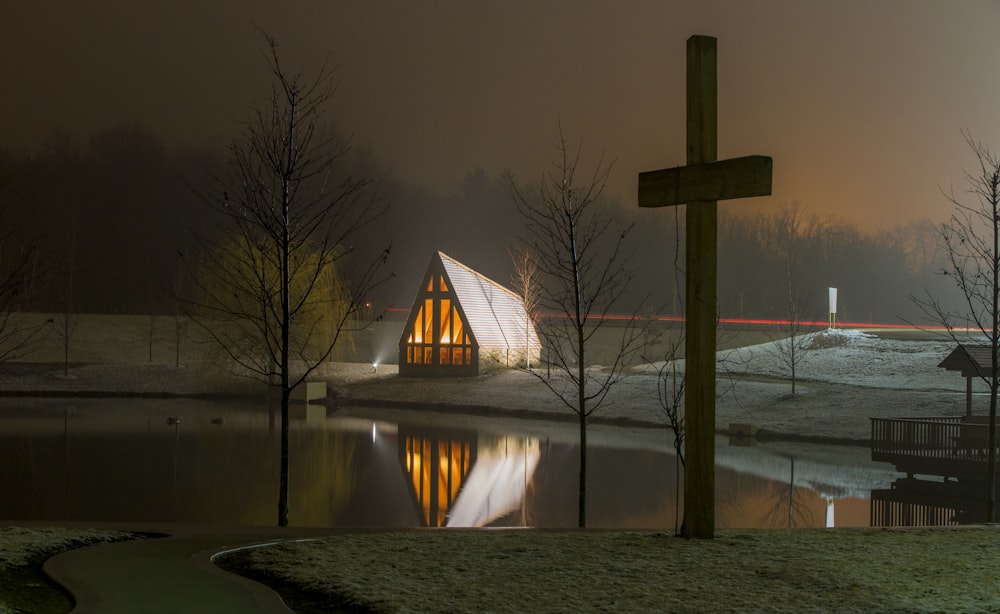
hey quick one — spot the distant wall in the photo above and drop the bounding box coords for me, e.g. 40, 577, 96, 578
3, 313, 405, 366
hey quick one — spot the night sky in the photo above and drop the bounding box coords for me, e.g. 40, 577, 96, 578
3, 0, 999, 230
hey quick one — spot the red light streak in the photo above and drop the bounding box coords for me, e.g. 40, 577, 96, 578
385, 306, 951, 331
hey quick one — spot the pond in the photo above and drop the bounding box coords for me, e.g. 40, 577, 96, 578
0, 398, 928, 529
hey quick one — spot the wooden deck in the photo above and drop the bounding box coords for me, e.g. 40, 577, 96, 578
870, 416, 1000, 481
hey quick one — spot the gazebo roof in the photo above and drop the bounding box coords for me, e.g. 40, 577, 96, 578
938, 344, 997, 379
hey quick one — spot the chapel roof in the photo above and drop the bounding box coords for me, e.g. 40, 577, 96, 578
436, 251, 540, 352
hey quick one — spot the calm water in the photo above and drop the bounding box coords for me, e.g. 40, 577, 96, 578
0, 398, 929, 529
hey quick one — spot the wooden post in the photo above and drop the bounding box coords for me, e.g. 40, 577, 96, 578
684, 34, 718, 540
638, 35, 773, 539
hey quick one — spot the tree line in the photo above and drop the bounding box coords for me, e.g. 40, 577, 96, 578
0, 127, 958, 327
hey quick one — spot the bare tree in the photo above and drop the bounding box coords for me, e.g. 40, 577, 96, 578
0, 157, 47, 362
172, 268, 186, 368
0, 224, 43, 363
507, 126, 647, 527
52, 219, 79, 377
913, 132, 1000, 522
766, 205, 816, 394
652, 204, 686, 535
52, 304, 77, 377
182, 33, 389, 527
510, 247, 539, 369
143, 313, 157, 363
656, 343, 685, 534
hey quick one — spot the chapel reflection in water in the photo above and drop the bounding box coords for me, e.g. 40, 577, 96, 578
397, 427, 542, 527
399, 428, 476, 527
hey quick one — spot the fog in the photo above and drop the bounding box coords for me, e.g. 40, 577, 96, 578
4, 1, 1000, 231
0, 124, 962, 324
2, 1, 991, 322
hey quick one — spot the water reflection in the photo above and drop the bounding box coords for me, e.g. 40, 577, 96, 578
446, 436, 540, 527
1, 399, 898, 529
871, 478, 988, 526
399, 427, 476, 527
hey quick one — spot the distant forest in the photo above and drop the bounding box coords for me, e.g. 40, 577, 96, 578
0, 122, 959, 325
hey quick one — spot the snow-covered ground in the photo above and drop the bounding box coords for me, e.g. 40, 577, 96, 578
716, 328, 961, 391
333, 328, 975, 444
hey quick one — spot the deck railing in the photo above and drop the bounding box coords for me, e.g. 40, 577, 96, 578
871, 417, 1000, 475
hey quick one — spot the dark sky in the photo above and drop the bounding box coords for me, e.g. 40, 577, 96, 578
4, 0, 999, 230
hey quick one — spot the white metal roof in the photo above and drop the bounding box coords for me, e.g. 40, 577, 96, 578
437, 251, 541, 353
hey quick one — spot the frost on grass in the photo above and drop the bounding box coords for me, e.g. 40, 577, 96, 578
718, 329, 960, 391
233, 528, 1000, 613
0, 527, 135, 570
0, 527, 138, 613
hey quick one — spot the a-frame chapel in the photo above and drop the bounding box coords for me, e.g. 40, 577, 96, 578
398, 252, 541, 377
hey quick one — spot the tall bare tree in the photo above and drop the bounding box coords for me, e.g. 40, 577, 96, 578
656, 342, 685, 534
183, 33, 389, 527
652, 204, 686, 535
508, 126, 647, 527
913, 132, 1000, 521
766, 204, 815, 394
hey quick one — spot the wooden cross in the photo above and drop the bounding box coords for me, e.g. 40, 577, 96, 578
638, 35, 773, 539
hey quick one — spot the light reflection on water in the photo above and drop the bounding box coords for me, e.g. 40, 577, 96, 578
0, 398, 907, 529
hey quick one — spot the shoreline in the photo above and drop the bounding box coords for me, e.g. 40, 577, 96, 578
0, 352, 968, 449
0, 367, 879, 448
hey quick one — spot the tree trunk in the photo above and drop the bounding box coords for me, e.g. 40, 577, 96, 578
578, 391, 586, 528
278, 385, 290, 527
790, 334, 796, 395
577, 317, 587, 528
990, 185, 999, 524
987, 381, 996, 522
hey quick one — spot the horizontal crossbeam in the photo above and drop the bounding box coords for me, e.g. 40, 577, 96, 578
638, 155, 773, 207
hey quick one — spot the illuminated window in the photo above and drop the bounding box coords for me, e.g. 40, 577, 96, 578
452, 307, 463, 343
413, 306, 424, 343
423, 299, 433, 342
440, 299, 452, 342
439, 277, 448, 292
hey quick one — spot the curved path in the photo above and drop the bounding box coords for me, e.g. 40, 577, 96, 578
43, 524, 333, 613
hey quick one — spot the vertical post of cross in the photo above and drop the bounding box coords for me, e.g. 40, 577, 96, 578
684, 34, 718, 540
637, 35, 773, 539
